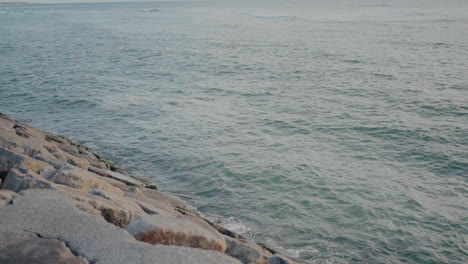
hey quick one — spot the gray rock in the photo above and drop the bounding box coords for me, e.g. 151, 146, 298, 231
88, 166, 144, 187
0, 238, 89, 264
125, 214, 228, 252
89, 189, 111, 200
224, 236, 281, 264
0, 189, 241, 264
0, 147, 50, 175
45, 165, 124, 196
0, 189, 17, 207
124, 188, 186, 217
0, 231, 37, 247
225, 237, 263, 264
267, 254, 294, 264
2, 166, 52, 192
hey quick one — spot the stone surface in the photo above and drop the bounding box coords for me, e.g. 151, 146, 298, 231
0, 189, 241, 264
44, 165, 124, 196
125, 214, 228, 252
54, 184, 145, 227
0, 147, 50, 175
267, 254, 295, 264
0, 238, 89, 264
89, 166, 144, 187
0, 189, 17, 207
125, 187, 186, 216
225, 236, 272, 264
2, 166, 52, 193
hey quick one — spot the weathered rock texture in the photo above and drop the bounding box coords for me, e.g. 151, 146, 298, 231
0, 113, 302, 264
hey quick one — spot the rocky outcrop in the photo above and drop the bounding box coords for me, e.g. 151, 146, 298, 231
0, 113, 301, 264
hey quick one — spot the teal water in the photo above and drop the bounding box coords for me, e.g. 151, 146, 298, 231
1, 1, 467, 263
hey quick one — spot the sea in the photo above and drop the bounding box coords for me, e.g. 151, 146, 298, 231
0, 1, 467, 263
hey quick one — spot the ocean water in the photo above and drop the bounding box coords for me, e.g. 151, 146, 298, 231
1, 1, 467, 263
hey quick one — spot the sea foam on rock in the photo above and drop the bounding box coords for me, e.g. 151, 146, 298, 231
0, 113, 302, 264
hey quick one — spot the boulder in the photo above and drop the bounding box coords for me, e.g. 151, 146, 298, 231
53, 185, 145, 227
2, 166, 52, 193
43, 165, 124, 196
0, 147, 50, 175
0, 238, 89, 264
124, 189, 183, 217
225, 236, 272, 264
0, 189, 241, 264
125, 214, 227, 252
130, 187, 189, 209
88, 166, 144, 186
267, 254, 296, 264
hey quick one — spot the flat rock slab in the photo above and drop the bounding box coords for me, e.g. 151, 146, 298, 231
126, 214, 227, 252
0, 189, 241, 264
89, 166, 145, 187
0, 238, 89, 264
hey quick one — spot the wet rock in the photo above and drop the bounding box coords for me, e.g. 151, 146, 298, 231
125, 214, 228, 252
0, 238, 89, 264
225, 236, 273, 264
205, 219, 246, 240
267, 254, 295, 264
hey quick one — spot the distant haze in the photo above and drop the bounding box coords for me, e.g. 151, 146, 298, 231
1, 0, 184, 3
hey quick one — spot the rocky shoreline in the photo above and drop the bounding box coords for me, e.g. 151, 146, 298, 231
0, 113, 303, 264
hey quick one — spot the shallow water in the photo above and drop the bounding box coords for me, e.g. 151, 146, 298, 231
1, 1, 467, 263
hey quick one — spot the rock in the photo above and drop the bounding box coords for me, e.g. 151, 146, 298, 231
224, 236, 276, 264
44, 165, 124, 196
125, 214, 227, 252
88, 166, 144, 187
2, 166, 53, 193
0, 189, 17, 207
0, 238, 89, 264
205, 219, 246, 240
100, 176, 128, 189
65, 154, 90, 170
267, 254, 295, 264
0, 231, 37, 247
0, 147, 50, 175
89, 189, 111, 199
124, 188, 188, 217
135, 187, 189, 209
0, 189, 241, 264
146, 183, 158, 190
54, 185, 144, 227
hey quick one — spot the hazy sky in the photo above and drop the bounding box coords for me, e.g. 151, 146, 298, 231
2, 0, 187, 3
